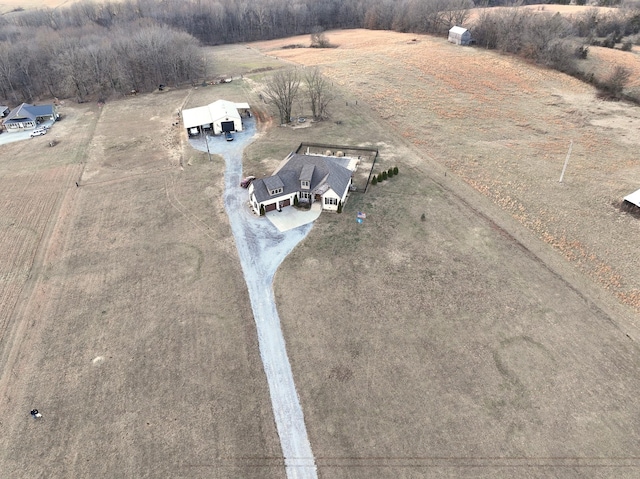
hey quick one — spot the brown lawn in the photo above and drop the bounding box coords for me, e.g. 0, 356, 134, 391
1, 28, 640, 479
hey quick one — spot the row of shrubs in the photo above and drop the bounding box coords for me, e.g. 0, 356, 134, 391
371, 166, 399, 185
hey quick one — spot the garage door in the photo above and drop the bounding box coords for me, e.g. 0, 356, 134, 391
281, 199, 290, 208
265, 203, 277, 212
221, 121, 235, 132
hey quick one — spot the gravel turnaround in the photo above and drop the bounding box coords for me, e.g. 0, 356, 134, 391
191, 121, 318, 478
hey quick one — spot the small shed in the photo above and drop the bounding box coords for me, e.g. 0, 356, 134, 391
623, 188, 640, 211
448, 26, 471, 46
0, 105, 9, 117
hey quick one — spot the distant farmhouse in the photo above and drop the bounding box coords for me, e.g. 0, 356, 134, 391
2, 103, 59, 132
249, 151, 358, 214
448, 26, 471, 46
182, 99, 250, 136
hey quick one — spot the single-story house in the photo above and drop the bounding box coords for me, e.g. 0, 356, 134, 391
249, 152, 355, 215
448, 26, 471, 46
182, 99, 249, 136
0, 105, 9, 117
2, 103, 59, 132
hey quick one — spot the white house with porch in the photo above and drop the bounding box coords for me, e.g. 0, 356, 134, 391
182, 99, 250, 136
2, 103, 59, 132
249, 152, 355, 215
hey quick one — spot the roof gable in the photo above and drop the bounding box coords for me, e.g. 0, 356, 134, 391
4, 103, 55, 122
449, 26, 469, 35
4, 103, 36, 122
264, 175, 284, 191
300, 164, 315, 182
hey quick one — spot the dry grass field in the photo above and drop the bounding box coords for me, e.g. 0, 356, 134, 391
1, 28, 640, 478
0, 86, 285, 478
250, 30, 640, 477
0, 0, 115, 14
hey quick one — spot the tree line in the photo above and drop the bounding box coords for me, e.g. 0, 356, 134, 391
0, 22, 202, 103
0, 0, 639, 104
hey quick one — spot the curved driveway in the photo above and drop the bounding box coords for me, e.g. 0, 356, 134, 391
190, 120, 318, 478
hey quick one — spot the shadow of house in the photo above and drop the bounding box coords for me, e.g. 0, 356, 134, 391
2, 103, 59, 133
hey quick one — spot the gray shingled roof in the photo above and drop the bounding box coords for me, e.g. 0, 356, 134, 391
252, 154, 352, 204
299, 164, 315, 182
263, 175, 284, 191
4, 103, 55, 122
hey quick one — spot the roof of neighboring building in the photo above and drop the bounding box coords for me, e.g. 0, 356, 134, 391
449, 26, 469, 35
624, 188, 640, 208
252, 154, 352, 204
3, 103, 55, 122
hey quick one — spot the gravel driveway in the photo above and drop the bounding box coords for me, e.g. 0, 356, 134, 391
190, 120, 318, 478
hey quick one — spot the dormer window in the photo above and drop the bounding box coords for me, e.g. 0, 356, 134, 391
264, 176, 284, 197
301, 180, 310, 189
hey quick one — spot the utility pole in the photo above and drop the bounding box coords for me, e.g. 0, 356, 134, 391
205, 129, 212, 162
559, 140, 573, 183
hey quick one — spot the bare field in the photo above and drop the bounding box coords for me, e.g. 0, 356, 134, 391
249, 30, 640, 477
1, 28, 640, 479
0, 90, 283, 477
254, 29, 640, 314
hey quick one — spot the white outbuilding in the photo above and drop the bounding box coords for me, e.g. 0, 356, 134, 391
448, 26, 471, 46
624, 188, 640, 208
182, 99, 249, 136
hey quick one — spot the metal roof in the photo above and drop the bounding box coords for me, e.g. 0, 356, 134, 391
624, 188, 640, 208
3, 103, 55, 123
449, 26, 469, 35
182, 100, 248, 129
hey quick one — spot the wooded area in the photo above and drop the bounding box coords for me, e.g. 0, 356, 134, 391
0, 0, 638, 104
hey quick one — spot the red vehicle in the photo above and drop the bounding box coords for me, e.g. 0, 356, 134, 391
240, 176, 256, 188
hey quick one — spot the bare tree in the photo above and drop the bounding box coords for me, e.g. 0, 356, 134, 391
601, 66, 631, 98
304, 66, 333, 120
310, 27, 331, 47
263, 68, 300, 124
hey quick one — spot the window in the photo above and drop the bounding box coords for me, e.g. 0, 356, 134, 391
300, 192, 310, 199
301, 180, 310, 189
324, 197, 338, 205
270, 188, 283, 195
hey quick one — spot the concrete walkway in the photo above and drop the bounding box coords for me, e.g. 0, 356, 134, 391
190, 119, 318, 478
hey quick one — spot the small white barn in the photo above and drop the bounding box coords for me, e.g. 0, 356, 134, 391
624, 188, 640, 208
448, 26, 471, 46
182, 99, 249, 136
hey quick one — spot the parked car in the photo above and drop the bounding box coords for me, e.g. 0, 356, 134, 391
225, 131, 234, 141
30, 127, 47, 137
240, 176, 256, 188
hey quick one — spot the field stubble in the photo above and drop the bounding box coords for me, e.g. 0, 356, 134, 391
253, 29, 640, 477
